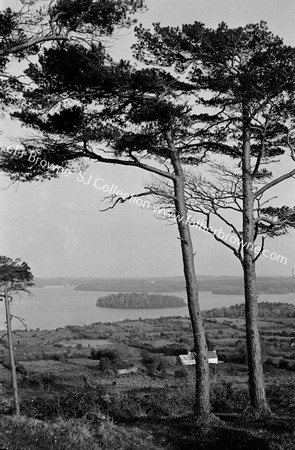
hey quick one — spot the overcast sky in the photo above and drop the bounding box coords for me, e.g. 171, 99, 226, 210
1, 0, 295, 278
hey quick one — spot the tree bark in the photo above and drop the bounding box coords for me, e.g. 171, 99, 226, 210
242, 105, 269, 413
4, 286, 20, 416
167, 131, 211, 419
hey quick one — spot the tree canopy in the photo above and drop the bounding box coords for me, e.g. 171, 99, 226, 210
0, 255, 34, 294
96, 292, 186, 308
0, 0, 145, 107
1, 11, 295, 416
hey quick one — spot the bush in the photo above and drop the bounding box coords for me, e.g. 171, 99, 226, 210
52, 352, 68, 361
174, 368, 187, 379
107, 388, 193, 420
22, 389, 108, 421
210, 380, 249, 413
21, 372, 57, 388
22, 383, 198, 423
99, 358, 115, 373
90, 348, 119, 361
264, 357, 275, 366
278, 358, 289, 370
141, 349, 154, 365
225, 348, 247, 364
141, 351, 171, 375
53, 343, 63, 348
263, 358, 276, 373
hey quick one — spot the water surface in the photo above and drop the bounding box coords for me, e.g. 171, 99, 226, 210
0, 286, 293, 330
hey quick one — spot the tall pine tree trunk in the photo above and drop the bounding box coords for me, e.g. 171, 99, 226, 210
242, 106, 269, 413
167, 131, 211, 419
4, 286, 20, 416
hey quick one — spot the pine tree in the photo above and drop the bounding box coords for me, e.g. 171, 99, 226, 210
133, 20, 295, 413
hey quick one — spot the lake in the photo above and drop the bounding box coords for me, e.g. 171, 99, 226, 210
0, 286, 294, 331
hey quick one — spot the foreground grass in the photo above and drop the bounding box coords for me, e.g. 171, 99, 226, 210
0, 416, 100, 450
0, 362, 294, 449
0, 416, 162, 450
0, 377, 294, 449
0, 413, 295, 450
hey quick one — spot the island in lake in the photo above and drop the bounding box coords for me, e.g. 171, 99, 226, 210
96, 292, 186, 309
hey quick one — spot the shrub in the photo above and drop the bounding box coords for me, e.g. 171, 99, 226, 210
174, 368, 187, 379
141, 352, 171, 375
264, 357, 275, 366
23, 385, 197, 422
263, 357, 276, 370
90, 348, 119, 361
107, 389, 193, 420
210, 380, 249, 413
141, 349, 154, 365
99, 358, 115, 373
163, 345, 188, 356
225, 348, 247, 364
278, 358, 289, 370
52, 352, 68, 361
22, 389, 108, 421
21, 372, 57, 388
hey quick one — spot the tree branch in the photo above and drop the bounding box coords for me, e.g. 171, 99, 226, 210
196, 219, 242, 261
254, 169, 295, 198
94, 154, 176, 181
254, 236, 266, 262
99, 191, 151, 212
0, 34, 69, 56
10, 315, 27, 331
254, 215, 295, 226
99, 186, 176, 212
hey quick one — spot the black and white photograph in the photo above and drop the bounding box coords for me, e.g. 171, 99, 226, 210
0, 0, 295, 448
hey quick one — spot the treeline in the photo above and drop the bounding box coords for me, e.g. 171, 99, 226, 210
212, 280, 295, 295
203, 302, 295, 318
77, 277, 186, 293
75, 276, 295, 294
96, 293, 186, 309
34, 277, 98, 287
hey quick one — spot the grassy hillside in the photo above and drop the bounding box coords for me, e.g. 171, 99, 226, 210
0, 313, 295, 448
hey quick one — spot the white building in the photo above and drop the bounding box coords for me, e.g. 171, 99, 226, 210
178, 350, 218, 365
208, 350, 218, 364
177, 351, 196, 366
117, 367, 138, 375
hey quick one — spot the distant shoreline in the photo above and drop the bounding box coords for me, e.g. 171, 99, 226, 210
33, 276, 295, 296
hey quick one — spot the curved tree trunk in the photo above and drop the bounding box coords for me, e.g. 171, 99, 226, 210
167, 131, 211, 419
242, 106, 269, 413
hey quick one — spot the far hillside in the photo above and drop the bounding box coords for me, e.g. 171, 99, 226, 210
73, 276, 295, 295
203, 301, 295, 318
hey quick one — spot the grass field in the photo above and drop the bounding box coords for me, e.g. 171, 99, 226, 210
0, 316, 295, 448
